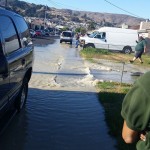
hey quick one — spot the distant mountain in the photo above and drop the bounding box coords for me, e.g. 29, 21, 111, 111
6, 0, 144, 27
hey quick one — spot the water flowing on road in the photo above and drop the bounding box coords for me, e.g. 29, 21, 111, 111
0, 39, 117, 150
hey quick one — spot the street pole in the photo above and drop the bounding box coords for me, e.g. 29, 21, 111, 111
44, 5, 47, 29
121, 62, 125, 85
5, 0, 7, 7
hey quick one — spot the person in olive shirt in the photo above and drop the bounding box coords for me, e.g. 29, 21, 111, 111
130, 36, 147, 63
121, 71, 150, 150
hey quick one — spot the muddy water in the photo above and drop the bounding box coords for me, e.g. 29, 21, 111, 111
0, 39, 117, 150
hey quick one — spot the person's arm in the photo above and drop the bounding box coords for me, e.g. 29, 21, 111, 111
144, 46, 147, 53
143, 40, 147, 53
122, 121, 139, 143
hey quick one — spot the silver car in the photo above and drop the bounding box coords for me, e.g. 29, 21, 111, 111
60, 31, 73, 45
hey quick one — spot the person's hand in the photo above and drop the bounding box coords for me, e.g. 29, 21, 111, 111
140, 133, 146, 141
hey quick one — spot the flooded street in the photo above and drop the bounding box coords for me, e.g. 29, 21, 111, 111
0, 39, 121, 150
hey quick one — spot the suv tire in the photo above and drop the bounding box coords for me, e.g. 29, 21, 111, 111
15, 78, 28, 112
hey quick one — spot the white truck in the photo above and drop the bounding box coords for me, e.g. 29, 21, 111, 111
80, 27, 138, 54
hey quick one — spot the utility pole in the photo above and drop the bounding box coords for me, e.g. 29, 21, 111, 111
5, 0, 7, 7
44, 5, 47, 29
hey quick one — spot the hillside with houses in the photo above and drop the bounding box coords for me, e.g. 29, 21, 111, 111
2, 0, 150, 37
3, 0, 145, 31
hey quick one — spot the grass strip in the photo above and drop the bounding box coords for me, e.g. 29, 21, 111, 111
80, 47, 150, 66
96, 81, 136, 150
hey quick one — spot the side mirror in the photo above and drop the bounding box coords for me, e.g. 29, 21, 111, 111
0, 54, 8, 75
22, 37, 28, 46
105, 39, 107, 42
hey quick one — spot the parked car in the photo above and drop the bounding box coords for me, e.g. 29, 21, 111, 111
41, 30, 46, 36
30, 29, 36, 37
35, 30, 42, 36
35, 30, 45, 36
0, 7, 34, 118
60, 31, 73, 44
44, 29, 50, 36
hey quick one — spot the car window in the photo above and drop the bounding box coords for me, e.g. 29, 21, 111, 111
0, 15, 20, 55
102, 32, 106, 39
95, 34, 102, 39
94, 32, 106, 39
15, 16, 31, 47
89, 31, 99, 38
63, 32, 72, 37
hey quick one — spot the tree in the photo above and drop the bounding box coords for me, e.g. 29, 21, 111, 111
80, 28, 86, 35
60, 27, 69, 32
75, 27, 86, 35
88, 22, 96, 30
71, 16, 80, 22
75, 27, 80, 33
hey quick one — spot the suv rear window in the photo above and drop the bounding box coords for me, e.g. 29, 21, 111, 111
62, 32, 72, 37
15, 16, 31, 47
0, 15, 20, 55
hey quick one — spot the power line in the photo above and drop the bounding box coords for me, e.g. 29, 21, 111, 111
104, 0, 142, 18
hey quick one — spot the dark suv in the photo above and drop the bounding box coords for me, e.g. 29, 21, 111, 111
0, 8, 34, 117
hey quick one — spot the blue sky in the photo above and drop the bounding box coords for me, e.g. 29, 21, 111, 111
22, 0, 149, 19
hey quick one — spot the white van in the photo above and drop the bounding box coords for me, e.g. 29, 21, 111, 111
80, 27, 138, 54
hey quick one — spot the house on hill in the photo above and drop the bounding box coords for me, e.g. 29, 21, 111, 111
138, 20, 150, 38
138, 20, 150, 51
